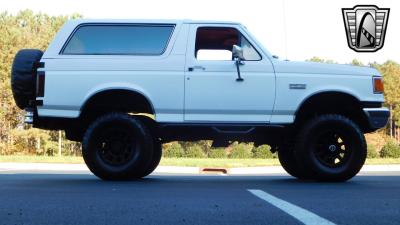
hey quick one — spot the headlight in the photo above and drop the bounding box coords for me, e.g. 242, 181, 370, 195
373, 76, 384, 94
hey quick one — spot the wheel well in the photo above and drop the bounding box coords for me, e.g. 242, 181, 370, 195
65, 89, 155, 142
80, 89, 154, 117
294, 92, 370, 132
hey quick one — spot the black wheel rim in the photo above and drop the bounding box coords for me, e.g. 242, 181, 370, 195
312, 130, 351, 168
96, 126, 139, 167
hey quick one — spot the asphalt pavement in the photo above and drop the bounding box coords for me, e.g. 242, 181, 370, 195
0, 169, 399, 225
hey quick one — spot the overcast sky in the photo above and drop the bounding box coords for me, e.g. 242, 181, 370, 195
3, 0, 399, 64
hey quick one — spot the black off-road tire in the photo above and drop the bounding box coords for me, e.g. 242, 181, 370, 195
294, 114, 367, 182
278, 144, 309, 179
141, 139, 162, 177
11, 49, 43, 109
82, 113, 154, 180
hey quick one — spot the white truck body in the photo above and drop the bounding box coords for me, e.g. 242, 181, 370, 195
37, 19, 383, 124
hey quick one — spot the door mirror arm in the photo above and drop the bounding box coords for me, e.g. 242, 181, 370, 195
232, 45, 245, 82
234, 58, 244, 82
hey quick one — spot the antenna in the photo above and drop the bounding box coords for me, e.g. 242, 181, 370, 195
282, 0, 288, 60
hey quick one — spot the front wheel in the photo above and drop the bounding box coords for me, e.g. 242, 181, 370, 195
278, 143, 309, 179
294, 114, 367, 182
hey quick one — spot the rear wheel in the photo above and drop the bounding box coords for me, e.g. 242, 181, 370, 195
294, 114, 366, 182
82, 113, 154, 180
141, 139, 162, 177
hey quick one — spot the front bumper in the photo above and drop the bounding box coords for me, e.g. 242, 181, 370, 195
363, 107, 390, 130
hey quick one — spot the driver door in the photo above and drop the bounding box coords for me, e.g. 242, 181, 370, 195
184, 24, 275, 123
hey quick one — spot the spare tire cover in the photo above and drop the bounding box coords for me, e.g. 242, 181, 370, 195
11, 49, 44, 109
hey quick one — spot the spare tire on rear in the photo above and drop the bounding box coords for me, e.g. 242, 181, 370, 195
11, 49, 44, 109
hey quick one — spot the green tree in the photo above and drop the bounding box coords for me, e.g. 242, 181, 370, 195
367, 144, 378, 158
163, 142, 185, 158
350, 59, 364, 66
208, 148, 227, 158
374, 61, 400, 139
252, 145, 276, 159
380, 139, 400, 158
0, 10, 81, 155
229, 142, 252, 158
185, 145, 206, 158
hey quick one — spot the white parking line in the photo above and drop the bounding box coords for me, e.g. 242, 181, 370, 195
248, 189, 336, 225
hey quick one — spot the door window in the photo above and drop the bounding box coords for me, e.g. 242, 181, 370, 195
194, 27, 261, 61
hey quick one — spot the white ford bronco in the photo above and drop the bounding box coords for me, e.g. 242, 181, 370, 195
11, 19, 389, 181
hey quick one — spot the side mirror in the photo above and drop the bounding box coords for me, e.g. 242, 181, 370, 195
232, 45, 244, 60
232, 45, 245, 82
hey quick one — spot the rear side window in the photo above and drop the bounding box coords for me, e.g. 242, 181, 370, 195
62, 24, 175, 55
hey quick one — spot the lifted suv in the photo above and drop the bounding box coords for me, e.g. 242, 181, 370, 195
11, 19, 389, 181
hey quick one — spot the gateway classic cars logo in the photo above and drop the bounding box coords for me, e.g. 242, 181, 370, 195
342, 5, 390, 52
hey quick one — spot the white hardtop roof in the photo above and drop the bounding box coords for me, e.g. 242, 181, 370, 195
67, 19, 241, 25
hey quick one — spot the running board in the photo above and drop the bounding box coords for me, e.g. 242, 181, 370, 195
157, 123, 286, 143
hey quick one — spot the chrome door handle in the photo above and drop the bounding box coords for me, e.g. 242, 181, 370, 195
188, 66, 206, 71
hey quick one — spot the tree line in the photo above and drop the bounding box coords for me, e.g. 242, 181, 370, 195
0, 10, 81, 155
0, 10, 399, 157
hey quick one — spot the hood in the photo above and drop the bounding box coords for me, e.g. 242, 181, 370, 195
272, 60, 380, 76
